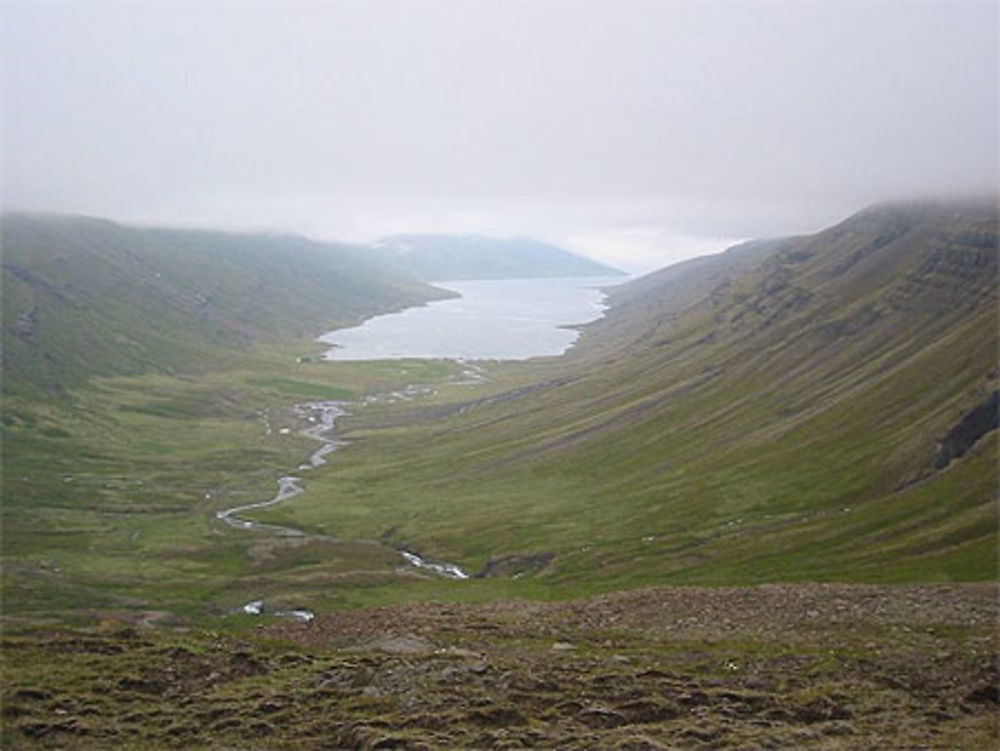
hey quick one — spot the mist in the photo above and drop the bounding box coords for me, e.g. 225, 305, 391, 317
2, 0, 996, 271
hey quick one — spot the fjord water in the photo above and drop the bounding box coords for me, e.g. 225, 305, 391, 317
319, 276, 624, 360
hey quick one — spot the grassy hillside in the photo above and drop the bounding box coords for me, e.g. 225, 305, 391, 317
370, 233, 625, 280
262, 200, 998, 589
1, 202, 997, 749
1, 201, 995, 627
1, 214, 451, 397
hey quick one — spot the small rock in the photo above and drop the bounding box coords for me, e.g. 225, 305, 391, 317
552, 642, 576, 652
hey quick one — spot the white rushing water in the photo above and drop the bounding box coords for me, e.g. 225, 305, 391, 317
242, 600, 314, 622
319, 275, 624, 361
400, 551, 470, 580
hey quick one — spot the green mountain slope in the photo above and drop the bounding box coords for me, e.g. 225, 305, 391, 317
1, 205, 996, 750
1, 201, 995, 627
278, 200, 998, 587
370, 233, 625, 280
0, 214, 450, 397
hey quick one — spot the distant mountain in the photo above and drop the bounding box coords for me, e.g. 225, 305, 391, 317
0, 214, 450, 397
369, 234, 625, 281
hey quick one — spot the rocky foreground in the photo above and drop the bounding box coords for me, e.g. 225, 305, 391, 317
3, 584, 997, 749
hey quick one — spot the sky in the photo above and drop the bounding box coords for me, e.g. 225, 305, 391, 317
2, 0, 997, 273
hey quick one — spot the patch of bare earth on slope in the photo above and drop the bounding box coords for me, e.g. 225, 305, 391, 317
3, 585, 995, 749
257, 584, 997, 749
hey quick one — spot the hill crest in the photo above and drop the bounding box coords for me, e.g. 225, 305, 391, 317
370, 233, 625, 280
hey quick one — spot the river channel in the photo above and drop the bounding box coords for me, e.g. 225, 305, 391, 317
216, 395, 471, 622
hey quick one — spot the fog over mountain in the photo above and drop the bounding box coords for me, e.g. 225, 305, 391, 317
2, 0, 996, 271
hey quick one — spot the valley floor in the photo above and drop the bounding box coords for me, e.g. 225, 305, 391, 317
3, 583, 996, 749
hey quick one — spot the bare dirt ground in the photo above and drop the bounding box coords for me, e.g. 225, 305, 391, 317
3, 584, 997, 749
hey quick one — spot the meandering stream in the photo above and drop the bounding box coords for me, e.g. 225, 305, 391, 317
215, 401, 347, 538
215, 391, 470, 620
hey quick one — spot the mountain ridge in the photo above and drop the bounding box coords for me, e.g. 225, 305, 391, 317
0, 213, 452, 397
369, 233, 625, 280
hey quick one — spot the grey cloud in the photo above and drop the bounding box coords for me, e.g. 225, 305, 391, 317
2, 0, 996, 267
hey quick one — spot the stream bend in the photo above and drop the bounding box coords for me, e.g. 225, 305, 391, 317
214, 399, 469, 582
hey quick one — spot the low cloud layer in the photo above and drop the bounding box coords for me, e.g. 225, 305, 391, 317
3, 0, 996, 270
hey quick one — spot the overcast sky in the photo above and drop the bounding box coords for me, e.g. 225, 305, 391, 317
2, 0, 997, 272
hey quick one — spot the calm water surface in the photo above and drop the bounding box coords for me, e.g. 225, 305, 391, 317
319, 276, 625, 361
